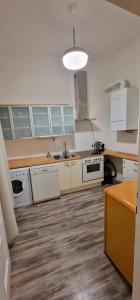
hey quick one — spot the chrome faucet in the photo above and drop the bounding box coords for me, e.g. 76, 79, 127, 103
63, 142, 68, 158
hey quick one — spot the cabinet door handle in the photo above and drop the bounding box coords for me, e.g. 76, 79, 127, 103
64, 163, 70, 167
112, 120, 124, 123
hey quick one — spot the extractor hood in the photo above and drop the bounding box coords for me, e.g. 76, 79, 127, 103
74, 71, 89, 120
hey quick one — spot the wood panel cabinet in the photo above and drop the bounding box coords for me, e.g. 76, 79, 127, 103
0, 202, 10, 300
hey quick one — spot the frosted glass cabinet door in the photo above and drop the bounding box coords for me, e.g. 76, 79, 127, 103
12, 107, 32, 139
0, 107, 13, 139
50, 106, 63, 136
63, 106, 75, 134
32, 107, 50, 137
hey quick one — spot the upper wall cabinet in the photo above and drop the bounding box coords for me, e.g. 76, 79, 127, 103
12, 107, 32, 139
50, 106, 63, 136
0, 107, 13, 139
32, 106, 50, 138
63, 106, 75, 134
0, 105, 75, 140
110, 87, 139, 131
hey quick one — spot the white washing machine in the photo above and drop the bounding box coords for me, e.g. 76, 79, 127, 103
10, 167, 33, 208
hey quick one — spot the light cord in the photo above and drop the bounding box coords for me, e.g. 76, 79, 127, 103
73, 26, 76, 47
90, 120, 96, 146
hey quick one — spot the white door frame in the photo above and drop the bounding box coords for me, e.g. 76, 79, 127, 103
0, 202, 10, 300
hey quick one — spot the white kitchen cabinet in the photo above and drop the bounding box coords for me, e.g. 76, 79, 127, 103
59, 158, 101, 193
0, 107, 13, 140
50, 106, 63, 136
59, 159, 82, 191
12, 107, 32, 139
63, 106, 75, 134
0, 105, 75, 139
110, 87, 139, 131
71, 160, 82, 188
0, 202, 10, 299
123, 159, 138, 182
59, 161, 71, 191
32, 106, 50, 138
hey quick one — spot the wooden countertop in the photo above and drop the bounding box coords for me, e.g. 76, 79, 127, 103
104, 150, 138, 162
8, 155, 82, 169
8, 149, 139, 169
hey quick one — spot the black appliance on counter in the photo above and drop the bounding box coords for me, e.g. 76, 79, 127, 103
94, 141, 104, 154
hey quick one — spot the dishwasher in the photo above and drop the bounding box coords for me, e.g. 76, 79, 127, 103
30, 164, 60, 203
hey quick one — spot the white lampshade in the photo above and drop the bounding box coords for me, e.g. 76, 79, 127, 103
62, 47, 88, 71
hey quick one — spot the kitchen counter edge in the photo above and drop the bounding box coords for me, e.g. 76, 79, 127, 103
8, 149, 138, 170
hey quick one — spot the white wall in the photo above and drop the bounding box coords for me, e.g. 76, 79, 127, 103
0, 52, 93, 158
88, 35, 140, 154
1, 34, 140, 158
0, 52, 74, 105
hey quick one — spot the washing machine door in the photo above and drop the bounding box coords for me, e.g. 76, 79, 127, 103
11, 179, 26, 197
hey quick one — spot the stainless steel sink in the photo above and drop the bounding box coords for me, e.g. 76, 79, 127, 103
74, 151, 96, 157
53, 154, 76, 160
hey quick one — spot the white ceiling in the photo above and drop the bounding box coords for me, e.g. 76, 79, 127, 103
1, 0, 140, 61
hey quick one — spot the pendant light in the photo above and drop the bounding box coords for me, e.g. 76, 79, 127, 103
62, 3, 88, 71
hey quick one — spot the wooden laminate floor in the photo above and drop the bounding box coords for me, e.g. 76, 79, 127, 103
10, 186, 132, 300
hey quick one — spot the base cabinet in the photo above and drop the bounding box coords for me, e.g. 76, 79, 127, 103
71, 160, 82, 189
59, 160, 82, 192
59, 161, 71, 191
123, 159, 138, 182
59, 159, 101, 193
